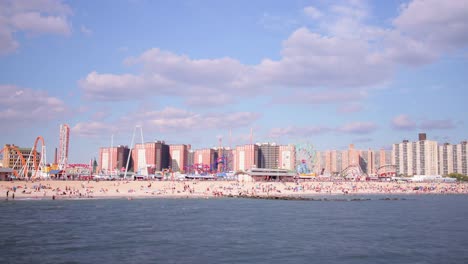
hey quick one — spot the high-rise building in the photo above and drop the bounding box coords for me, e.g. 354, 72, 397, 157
257, 143, 279, 169
392, 134, 439, 176
439, 143, 454, 176
194, 148, 216, 168
99, 145, 130, 174
58, 124, 70, 169
234, 144, 259, 171
439, 141, 468, 176
315, 151, 327, 175
279, 144, 295, 171
187, 149, 195, 172
169, 144, 189, 172
359, 149, 372, 174
324, 150, 343, 175
221, 148, 235, 172
454, 141, 468, 175
132, 141, 169, 174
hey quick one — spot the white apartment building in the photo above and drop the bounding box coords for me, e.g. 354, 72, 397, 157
439, 141, 468, 175
392, 133, 439, 176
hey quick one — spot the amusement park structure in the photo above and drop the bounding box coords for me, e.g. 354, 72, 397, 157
31, 136, 47, 178
0, 124, 94, 179
124, 125, 146, 177
0, 136, 47, 179
58, 124, 70, 170
340, 163, 367, 178
295, 142, 317, 176
0, 145, 27, 177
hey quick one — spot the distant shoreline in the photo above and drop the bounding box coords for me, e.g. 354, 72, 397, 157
2, 180, 467, 201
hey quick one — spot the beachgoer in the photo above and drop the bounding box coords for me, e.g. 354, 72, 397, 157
6, 190, 9, 199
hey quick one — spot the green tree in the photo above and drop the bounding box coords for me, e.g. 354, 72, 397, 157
448, 173, 468, 182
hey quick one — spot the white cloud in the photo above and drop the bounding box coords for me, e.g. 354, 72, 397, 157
257, 27, 393, 89
420, 119, 455, 130
0, 85, 68, 123
303, 6, 322, 19
128, 107, 261, 132
391, 114, 417, 130
11, 12, 70, 35
0, 23, 18, 55
72, 107, 261, 138
269, 126, 331, 138
337, 121, 377, 134
80, 0, 468, 108
0, 0, 72, 55
80, 25, 92, 36
276, 90, 367, 105
269, 121, 377, 138
72, 121, 118, 138
81, 48, 253, 101
394, 0, 468, 51
391, 114, 455, 131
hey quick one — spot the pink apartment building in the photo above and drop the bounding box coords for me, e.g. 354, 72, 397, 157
279, 145, 296, 171
132, 141, 169, 174
169, 144, 189, 172
234, 144, 259, 171
98, 145, 129, 173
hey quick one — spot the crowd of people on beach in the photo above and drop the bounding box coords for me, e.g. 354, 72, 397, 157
2, 178, 468, 200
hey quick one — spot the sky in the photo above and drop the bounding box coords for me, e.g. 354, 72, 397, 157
0, 0, 467, 164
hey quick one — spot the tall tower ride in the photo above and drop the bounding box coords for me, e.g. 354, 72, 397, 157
58, 124, 70, 170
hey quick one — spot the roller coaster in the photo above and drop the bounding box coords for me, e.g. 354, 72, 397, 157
375, 164, 397, 177
340, 164, 367, 179
0, 136, 50, 179
339, 163, 397, 179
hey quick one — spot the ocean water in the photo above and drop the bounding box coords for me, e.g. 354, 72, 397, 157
1, 195, 468, 264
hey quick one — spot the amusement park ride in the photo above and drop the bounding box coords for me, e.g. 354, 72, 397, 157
0, 124, 92, 179
295, 142, 319, 178
293, 142, 396, 179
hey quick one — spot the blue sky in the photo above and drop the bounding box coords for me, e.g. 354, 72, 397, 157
0, 0, 467, 163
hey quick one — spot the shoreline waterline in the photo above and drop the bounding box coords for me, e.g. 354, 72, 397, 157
2, 179, 467, 201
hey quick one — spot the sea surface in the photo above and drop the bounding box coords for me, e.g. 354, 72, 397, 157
1, 195, 468, 264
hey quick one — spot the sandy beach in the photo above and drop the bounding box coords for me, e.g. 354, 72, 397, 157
1, 179, 468, 200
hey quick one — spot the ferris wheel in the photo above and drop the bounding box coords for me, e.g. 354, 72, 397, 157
295, 142, 317, 174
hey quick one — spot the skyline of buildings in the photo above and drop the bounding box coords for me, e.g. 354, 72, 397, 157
2, 129, 467, 177
91, 133, 467, 177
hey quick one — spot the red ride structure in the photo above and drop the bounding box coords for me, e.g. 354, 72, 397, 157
32, 136, 46, 179
191, 163, 211, 174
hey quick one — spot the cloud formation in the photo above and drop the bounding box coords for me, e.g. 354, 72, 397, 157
268, 121, 377, 138
303, 6, 322, 19
80, 0, 468, 108
337, 121, 377, 134
391, 114, 417, 130
391, 114, 456, 131
72, 107, 261, 138
0, 0, 72, 55
0, 84, 68, 123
